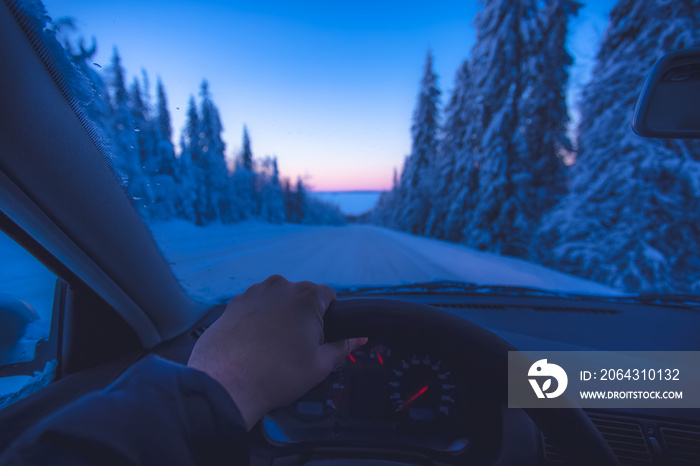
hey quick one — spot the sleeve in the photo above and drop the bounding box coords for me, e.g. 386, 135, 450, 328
0, 355, 250, 466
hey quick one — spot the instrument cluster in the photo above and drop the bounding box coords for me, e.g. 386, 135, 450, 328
263, 338, 499, 453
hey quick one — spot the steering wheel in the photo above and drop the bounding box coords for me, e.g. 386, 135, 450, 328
323, 298, 620, 466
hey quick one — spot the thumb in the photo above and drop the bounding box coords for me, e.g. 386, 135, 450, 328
318, 337, 368, 370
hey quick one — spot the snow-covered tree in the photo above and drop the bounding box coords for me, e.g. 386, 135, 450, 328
424, 60, 480, 241
108, 48, 153, 215
386, 51, 441, 234
258, 157, 286, 224
516, 0, 580, 237
195, 81, 232, 223
229, 126, 257, 220
293, 177, 306, 224
241, 125, 253, 171
154, 78, 176, 177
454, 0, 545, 256
537, 0, 700, 293
179, 95, 204, 223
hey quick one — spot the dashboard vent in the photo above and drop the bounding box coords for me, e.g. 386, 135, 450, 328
541, 435, 564, 464
660, 426, 700, 465
532, 306, 619, 314
543, 416, 653, 465
433, 303, 507, 311
588, 415, 652, 465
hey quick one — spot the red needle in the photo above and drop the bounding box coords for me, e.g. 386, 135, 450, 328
348, 353, 356, 362
398, 386, 428, 411
375, 348, 384, 365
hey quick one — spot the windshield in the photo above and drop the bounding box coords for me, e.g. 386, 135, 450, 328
38, 0, 700, 303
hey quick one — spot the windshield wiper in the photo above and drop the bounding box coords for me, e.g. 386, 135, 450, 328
337, 281, 700, 311
336, 280, 580, 298
629, 293, 700, 309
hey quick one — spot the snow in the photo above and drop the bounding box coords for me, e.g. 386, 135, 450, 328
310, 192, 381, 216
148, 220, 620, 304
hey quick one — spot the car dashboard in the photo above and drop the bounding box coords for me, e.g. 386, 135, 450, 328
244, 292, 700, 465
263, 337, 501, 460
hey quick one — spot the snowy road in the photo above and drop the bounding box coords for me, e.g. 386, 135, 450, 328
149, 220, 619, 303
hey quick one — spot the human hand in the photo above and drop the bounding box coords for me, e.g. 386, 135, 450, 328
188, 275, 367, 430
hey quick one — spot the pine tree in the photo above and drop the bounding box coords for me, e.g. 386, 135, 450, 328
516, 0, 580, 243
294, 177, 306, 224
196, 80, 231, 223
282, 178, 294, 222
537, 0, 700, 293
230, 125, 257, 220
179, 95, 203, 223
110, 47, 128, 110
424, 60, 480, 241
156, 78, 173, 144
108, 48, 153, 215
454, 0, 544, 256
154, 78, 176, 177
241, 125, 253, 171
391, 51, 441, 234
141, 77, 178, 220
259, 157, 286, 223
128, 78, 150, 168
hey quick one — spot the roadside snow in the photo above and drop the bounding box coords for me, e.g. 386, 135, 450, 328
148, 220, 621, 303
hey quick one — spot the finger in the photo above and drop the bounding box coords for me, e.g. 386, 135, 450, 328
312, 283, 336, 315
317, 337, 368, 370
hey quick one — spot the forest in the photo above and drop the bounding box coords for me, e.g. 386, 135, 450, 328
44, 0, 700, 295
371, 0, 700, 295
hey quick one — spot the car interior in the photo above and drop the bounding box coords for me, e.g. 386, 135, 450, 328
1, 0, 700, 465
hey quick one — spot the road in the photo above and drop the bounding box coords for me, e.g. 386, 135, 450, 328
149, 220, 618, 303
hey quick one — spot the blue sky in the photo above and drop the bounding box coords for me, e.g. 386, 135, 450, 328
43, 0, 613, 191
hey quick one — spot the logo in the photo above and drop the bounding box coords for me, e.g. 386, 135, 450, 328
528, 359, 568, 399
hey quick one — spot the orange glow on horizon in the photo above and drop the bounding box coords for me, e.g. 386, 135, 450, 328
283, 166, 394, 192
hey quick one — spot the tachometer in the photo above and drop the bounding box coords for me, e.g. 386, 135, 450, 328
389, 355, 456, 422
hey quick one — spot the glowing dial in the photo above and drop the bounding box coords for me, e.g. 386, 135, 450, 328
389, 355, 456, 421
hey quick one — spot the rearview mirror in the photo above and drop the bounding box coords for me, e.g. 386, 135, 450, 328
632, 48, 700, 139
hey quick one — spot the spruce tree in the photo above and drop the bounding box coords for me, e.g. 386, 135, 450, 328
259, 157, 286, 224
424, 60, 480, 241
241, 125, 253, 171
457, 0, 543, 256
538, 0, 700, 293
196, 80, 231, 223
108, 48, 153, 215
517, 0, 580, 245
179, 95, 203, 224
154, 78, 176, 177
230, 125, 257, 220
392, 51, 441, 234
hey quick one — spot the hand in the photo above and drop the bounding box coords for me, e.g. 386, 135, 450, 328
188, 275, 367, 430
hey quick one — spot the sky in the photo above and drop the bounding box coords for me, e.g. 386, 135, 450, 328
42, 0, 613, 192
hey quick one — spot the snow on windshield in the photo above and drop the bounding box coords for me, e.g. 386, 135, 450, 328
36, 0, 700, 300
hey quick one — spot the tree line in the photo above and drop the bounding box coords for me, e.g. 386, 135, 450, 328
372, 0, 700, 294
63, 41, 344, 227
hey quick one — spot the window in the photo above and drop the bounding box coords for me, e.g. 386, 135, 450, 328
0, 229, 58, 409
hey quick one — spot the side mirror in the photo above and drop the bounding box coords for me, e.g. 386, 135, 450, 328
0, 294, 39, 365
632, 48, 700, 139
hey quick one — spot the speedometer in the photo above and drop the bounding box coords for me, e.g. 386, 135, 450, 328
389, 355, 456, 422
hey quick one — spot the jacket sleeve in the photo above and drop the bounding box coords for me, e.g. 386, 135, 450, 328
0, 355, 250, 466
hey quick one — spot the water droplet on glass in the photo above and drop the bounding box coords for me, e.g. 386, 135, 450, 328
93, 62, 102, 68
